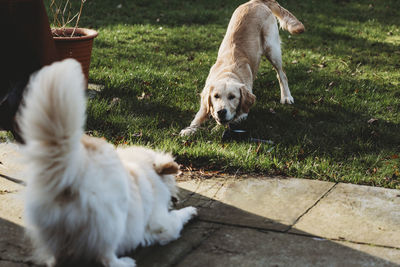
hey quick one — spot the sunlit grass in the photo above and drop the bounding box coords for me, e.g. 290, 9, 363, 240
73, 0, 400, 188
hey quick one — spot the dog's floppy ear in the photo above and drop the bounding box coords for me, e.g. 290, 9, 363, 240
201, 85, 214, 114
240, 87, 256, 114
155, 161, 179, 175
153, 153, 179, 175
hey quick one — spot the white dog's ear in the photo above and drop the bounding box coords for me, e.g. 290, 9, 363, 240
201, 85, 214, 114
153, 153, 179, 175
156, 161, 179, 175
240, 87, 256, 113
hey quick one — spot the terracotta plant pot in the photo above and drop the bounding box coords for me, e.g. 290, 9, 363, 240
52, 28, 98, 85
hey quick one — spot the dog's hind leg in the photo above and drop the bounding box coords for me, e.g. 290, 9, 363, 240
264, 21, 294, 104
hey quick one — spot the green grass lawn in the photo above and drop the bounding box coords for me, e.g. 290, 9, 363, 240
77, 0, 399, 188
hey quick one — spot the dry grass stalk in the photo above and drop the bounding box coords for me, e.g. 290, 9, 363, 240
49, 0, 86, 37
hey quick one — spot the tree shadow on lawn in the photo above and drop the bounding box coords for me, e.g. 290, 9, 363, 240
93, 37, 219, 69
249, 62, 399, 151
247, 95, 399, 154
86, 87, 197, 141
288, 27, 400, 70
81, 0, 245, 28
296, 0, 400, 27
80, 0, 400, 28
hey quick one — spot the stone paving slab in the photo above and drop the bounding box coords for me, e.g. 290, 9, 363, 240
0, 176, 23, 194
176, 226, 400, 267
134, 221, 220, 267
0, 191, 24, 226
290, 183, 400, 248
0, 217, 31, 264
0, 143, 25, 180
178, 178, 334, 231
0, 146, 25, 227
0, 260, 30, 267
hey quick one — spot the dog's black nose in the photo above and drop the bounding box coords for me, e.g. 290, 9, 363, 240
217, 109, 227, 119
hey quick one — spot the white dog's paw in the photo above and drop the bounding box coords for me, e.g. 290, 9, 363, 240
156, 207, 198, 246
187, 206, 198, 216
234, 113, 248, 123
280, 95, 294, 104
110, 257, 136, 267
120, 257, 136, 267
179, 126, 198, 136
181, 206, 197, 223
44, 257, 56, 267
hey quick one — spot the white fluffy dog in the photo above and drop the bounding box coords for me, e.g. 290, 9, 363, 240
18, 59, 197, 267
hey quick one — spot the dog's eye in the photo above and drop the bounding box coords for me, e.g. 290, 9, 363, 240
228, 94, 235, 100
214, 94, 220, 99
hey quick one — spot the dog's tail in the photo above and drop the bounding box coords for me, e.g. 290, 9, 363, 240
261, 0, 305, 34
19, 59, 86, 175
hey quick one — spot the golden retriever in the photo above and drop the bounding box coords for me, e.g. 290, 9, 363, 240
180, 0, 304, 136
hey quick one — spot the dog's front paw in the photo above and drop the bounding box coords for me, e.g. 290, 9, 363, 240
234, 113, 248, 123
280, 95, 294, 104
182, 206, 197, 222
179, 126, 198, 136
107, 257, 136, 267
114, 257, 136, 267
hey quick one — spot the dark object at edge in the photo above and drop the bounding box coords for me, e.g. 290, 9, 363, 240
0, 0, 59, 142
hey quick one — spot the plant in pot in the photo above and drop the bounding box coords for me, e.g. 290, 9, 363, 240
49, 0, 98, 84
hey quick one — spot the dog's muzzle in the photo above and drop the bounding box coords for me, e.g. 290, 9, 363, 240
216, 109, 230, 124
217, 109, 227, 119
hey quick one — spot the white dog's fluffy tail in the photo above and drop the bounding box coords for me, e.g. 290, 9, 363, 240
261, 0, 305, 34
19, 59, 86, 176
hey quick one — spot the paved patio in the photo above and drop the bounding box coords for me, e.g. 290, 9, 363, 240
1, 142, 399, 266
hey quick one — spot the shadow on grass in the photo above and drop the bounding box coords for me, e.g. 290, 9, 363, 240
87, 62, 399, 154
79, 0, 400, 28
80, 0, 244, 27
290, 28, 400, 70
